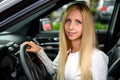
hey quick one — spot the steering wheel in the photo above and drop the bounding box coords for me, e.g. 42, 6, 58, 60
19, 44, 48, 80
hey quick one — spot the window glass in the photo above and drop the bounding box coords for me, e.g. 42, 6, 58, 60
95, 0, 116, 31
39, 0, 116, 32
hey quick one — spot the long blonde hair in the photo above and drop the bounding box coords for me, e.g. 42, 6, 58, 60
57, 2, 97, 80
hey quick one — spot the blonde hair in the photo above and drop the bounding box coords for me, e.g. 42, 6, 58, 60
57, 2, 97, 80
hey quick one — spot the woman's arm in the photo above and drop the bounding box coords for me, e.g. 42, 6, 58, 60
37, 49, 59, 75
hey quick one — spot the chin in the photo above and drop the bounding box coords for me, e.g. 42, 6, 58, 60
68, 37, 76, 40
68, 36, 81, 41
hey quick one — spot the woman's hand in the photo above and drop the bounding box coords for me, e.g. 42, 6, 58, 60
21, 41, 41, 53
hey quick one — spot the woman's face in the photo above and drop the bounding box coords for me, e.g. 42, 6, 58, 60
64, 9, 83, 41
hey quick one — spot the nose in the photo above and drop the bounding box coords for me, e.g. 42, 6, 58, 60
69, 23, 74, 30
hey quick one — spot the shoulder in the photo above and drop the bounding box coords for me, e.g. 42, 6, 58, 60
90, 48, 109, 79
92, 48, 108, 59
91, 48, 109, 64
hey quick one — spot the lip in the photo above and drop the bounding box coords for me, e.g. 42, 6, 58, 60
67, 32, 76, 36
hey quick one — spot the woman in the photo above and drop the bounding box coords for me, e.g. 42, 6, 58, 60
22, 2, 108, 80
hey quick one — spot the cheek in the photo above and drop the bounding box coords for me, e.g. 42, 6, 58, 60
77, 26, 83, 35
77, 25, 82, 31
64, 25, 68, 32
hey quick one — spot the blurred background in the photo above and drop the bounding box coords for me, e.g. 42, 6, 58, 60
42, 0, 115, 32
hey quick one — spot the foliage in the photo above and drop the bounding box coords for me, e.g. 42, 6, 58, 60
91, 6, 96, 15
90, 0, 98, 15
52, 22, 61, 30
94, 22, 109, 30
52, 22, 109, 31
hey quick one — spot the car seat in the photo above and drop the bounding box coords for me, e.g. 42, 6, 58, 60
107, 38, 120, 80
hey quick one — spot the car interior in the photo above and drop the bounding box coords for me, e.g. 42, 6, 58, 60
0, 0, 120, 80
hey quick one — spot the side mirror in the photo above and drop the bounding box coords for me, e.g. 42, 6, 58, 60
39, 18, 52, 31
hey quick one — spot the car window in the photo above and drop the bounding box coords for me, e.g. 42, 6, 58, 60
39, 0, 116, 32
94, 0, 115, 31
39, 1, 88, 32
38, 0, 116, 49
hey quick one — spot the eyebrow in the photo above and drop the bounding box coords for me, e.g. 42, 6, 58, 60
66, 18, 82, 21
75, 18, 82, 20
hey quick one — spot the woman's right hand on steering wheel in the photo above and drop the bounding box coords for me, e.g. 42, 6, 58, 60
22, 41, 41, 53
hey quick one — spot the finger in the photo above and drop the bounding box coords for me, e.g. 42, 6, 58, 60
26, 49, 33, 52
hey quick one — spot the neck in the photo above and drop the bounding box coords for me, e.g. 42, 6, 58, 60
71, 40, 80, 53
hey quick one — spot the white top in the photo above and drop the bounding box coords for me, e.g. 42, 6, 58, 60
65, 51, 81, 80
37, 48, 109, 80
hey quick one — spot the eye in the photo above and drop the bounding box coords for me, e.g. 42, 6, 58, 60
65, 19, 71, 24
76, 20, 82, 25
